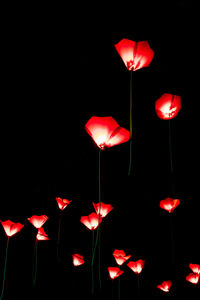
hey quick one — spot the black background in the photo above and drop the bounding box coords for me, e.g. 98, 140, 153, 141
1, 1, 199, 299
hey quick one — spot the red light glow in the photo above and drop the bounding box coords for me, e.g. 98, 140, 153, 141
186, 273, 199, 284
92, 202, 114, 218
114, 39, 154, 71
27, 215, 49, 229
160, 197, 180, 213
56, 197, 72, 210
113, 249, 131, 266
0, 220, 24, 237
127, 259, 145, 274
36, 227, 50, 241
85, 116, 130, 150
189, 263, 200, 275
72, 253, 85, 266
80, 212, 102, 231
155, 93, 182, 120
108, 267, 124, 280
157, 280, 172, 292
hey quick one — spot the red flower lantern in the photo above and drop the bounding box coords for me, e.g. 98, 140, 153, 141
92, 202, 114, 218
56, 197, 72, 210
36, 227, 49, 241
155, 93, 182, 120
85, 116, 130, 150
157, 280, 172, 292
80, 212, 102, 231
189, 263, 200, 275
186, 273, 199, 284
114, 39, 154, 71
160, 197, 180, 213
72, 253, 85, 266
0, 220, 24, 237
127, 259, 145, 274
27, 215, 48, 229
108, 267, 124, 280
113, 249, 131, 266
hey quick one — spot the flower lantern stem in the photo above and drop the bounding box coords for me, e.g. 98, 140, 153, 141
0, 237, 9, 300
118, 276, 121, 300
33, 239, 38, 288
57, 212, 63, 263
128, 71, 133, 176
137, 274, 140, 297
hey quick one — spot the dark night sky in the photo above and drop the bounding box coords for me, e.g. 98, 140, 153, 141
1, 1, 200, 299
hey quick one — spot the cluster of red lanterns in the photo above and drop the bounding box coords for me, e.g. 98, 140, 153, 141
0, 38, 198, 298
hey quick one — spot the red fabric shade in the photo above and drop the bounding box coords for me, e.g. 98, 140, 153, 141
155, 93, 182, 120
27, 215, 49, 229
189, 263, 200, 275
85, 116, 130, 150
36, 227, 49, 241
56, 197, 72, 210
80, 212, 102, 230
0, 220, 24, 237
127, 259, 145, 274
108, 267, 124, 280
92, 202, 114, 218
160, 197, 180, 213
114, 39, 154, 71
186, 273, 199, 284
157, 280, 172, 292
72, 253, 85, 266
113, 249, 131, 266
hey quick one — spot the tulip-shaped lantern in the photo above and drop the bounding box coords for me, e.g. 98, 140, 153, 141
127, 259, 145, 296
115, 38, 154, 175
0, 220, 24, 300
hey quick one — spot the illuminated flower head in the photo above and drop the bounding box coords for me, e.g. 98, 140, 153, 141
113, 249, 131, 266
92, 202, 114, 218
155, 93, 182, 120
27, 215, 49, 229
85, 116, 130, 150
108, 267, 124, 280
189, 263, 200, 275
0, 220, 24, 237
56, 197, 72, 210
157, 280, 172, 292
127, 259, 145, 274
115, 39, 154, 71
80, 212, 102, 231
186, 273, 199, 284
36, 227, 50, 241
72, 254, 85, 266
160, 197, 180, 213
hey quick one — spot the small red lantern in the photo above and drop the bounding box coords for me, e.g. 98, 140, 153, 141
157, 280, 172, 292
92, 202, 114, 218
127, 259, 145, 274
0, 220, 24, 237
80, 212, 102, 231
108, 267, 124, 280
85, 116, 130, 150
160, 197, 180, 213
155, 93, 182, 120
186, 273, 199, 284
113, 249, 131, 266
36, 227, 50, 241
56, 197, 72, 210
114, 39, 154, 71
189, 263, 200, 275
72, 254, 85, 266
27, 215, 48, 229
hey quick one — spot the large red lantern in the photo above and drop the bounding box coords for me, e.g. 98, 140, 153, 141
115, 38, 154, 175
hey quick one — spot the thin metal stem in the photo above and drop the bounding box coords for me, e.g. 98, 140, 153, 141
0, 237, 9, 300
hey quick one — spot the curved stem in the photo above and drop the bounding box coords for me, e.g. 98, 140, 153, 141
0, 237, 9, 300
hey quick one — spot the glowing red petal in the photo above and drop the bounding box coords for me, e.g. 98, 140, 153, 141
115, 39, 154, 71
0, 220, 24, 237
155, 93, 182, 120
56, 197, 72, 210
85, 116, 130, 150
160, 198, 180, 213
189, 263, 200, 275
80, 212, 102, 231
108, 267, 124, 279
157, 280, 172, 292
92, 202, 114, 218
36, 227, 49, 241
113, 249, 131, 266
186, 273, 199, 284
27, 215, 49, 228
72, 254, 85, 266
127, 259, 145, 274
